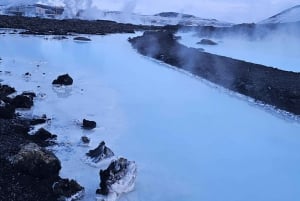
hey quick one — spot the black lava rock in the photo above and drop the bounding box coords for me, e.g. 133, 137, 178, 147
53, 178, 84, 200
10, 143, 61, 179
0, 101, 15, 119
197, 39, 218, 45
11, 94, 34, 109
21, 91, 36, 98
81, 136, 90, 144
97, 158, 137, 196
82, 119, 96, 130
52, 74, 73, 86
29, 128, 57, 147
0, 84, 16, 99
86, 141, 114, 163
73, 36, 91, 41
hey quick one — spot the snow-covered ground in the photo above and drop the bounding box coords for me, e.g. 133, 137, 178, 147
1, 32, 300, 201
177, 31, 300, 72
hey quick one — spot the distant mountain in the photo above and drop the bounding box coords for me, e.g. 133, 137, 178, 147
0, 4, 232, 27
260, 5, 300, 24
100, 11, 233, 27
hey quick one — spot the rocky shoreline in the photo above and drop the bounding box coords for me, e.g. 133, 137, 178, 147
0, 72, 137, 201
0, 15, 163, 35
129, 31, 300, 115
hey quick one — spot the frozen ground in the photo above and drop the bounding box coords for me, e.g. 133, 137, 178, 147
177, 31, 300, 72
1, 32, 300, 201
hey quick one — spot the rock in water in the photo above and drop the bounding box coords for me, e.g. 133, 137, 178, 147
86, 141, 114, 163
197, 39, 218, 45
0, 101, 15, 119
29, 128, 57, 146
0, 84, 16, 99
81, 136, 90, 144
73, 36, 91, 41
9, 143, 61, 179
96, 158, 137, 198
53, 178, 85, 201
82, 119, 97, 129
11, 94, 34, 109
52, 74, 73, 86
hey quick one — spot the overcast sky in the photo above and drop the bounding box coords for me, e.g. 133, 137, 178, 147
3, 0, 300, 23
93, 0, 300, 23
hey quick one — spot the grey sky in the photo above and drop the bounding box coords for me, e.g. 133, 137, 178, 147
94, 0, 300, 23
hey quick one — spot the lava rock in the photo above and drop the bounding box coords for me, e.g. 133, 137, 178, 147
0, 84, 16, 99
53, 178, 84, 200
29, 128, 57, 146
73, 36, 91, 41
52, 36, 68, 40
81, 136, 90, 144
11, 94, 34, 109
22, 91, 36, 98
0, 101, 15, 119
86, 141, 114, 163
30, 118, 47, 125
82, 119, 96, 130
9, 143, 61, 179
96, 158, 137, 196
197, 39, 218, 45
52, 74, 73, 86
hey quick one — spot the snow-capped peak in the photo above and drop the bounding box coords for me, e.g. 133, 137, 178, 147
260, 5, 300, 24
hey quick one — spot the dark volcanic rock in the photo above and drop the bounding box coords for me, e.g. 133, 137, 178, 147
81, 136, 90, 144
197, 39, 218, 45
0, 84, 16, 99
0, 101, 15, 119
129, 31, 300, 115
30, 118, 47, 126
52, 36, 68, 40
9, 143, 61, 179
21, 91, 36, 98
29, 128, 57, 147
82, 119, 96, 129
86, 141, 114, 163
96, 158, 137, 196
73, 36, 91, 41
53, 179, 84, 200
11, 94, 34, 109
0, 15, 164, 36
52, 74, 73, 86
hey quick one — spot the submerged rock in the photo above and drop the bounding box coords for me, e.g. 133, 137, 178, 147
81, 136, 90, 144
9, 143, 61, 179
86, 141, 114, 163
73, 36, 91, 41
52, 74, 73, 86
96, 158, 137, 197
53, 178, 84, 201
82, 119, 97, 130
197, 39, 218, 45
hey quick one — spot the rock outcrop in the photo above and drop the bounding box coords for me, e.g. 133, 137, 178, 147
53, 179, 84, 201
73, 36, 91, 41
96, 158, 137, 197
9, 143, 61, 179
82, 119, 97, 130
197, 39, 218, 45
52, 74, 73, 86
86, 141, 114, 163
11, 94, 34, 109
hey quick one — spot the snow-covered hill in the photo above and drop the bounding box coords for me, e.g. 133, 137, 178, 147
260, 5, 300, 24
0, 3, 232, 27
99, 11, 233, 27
